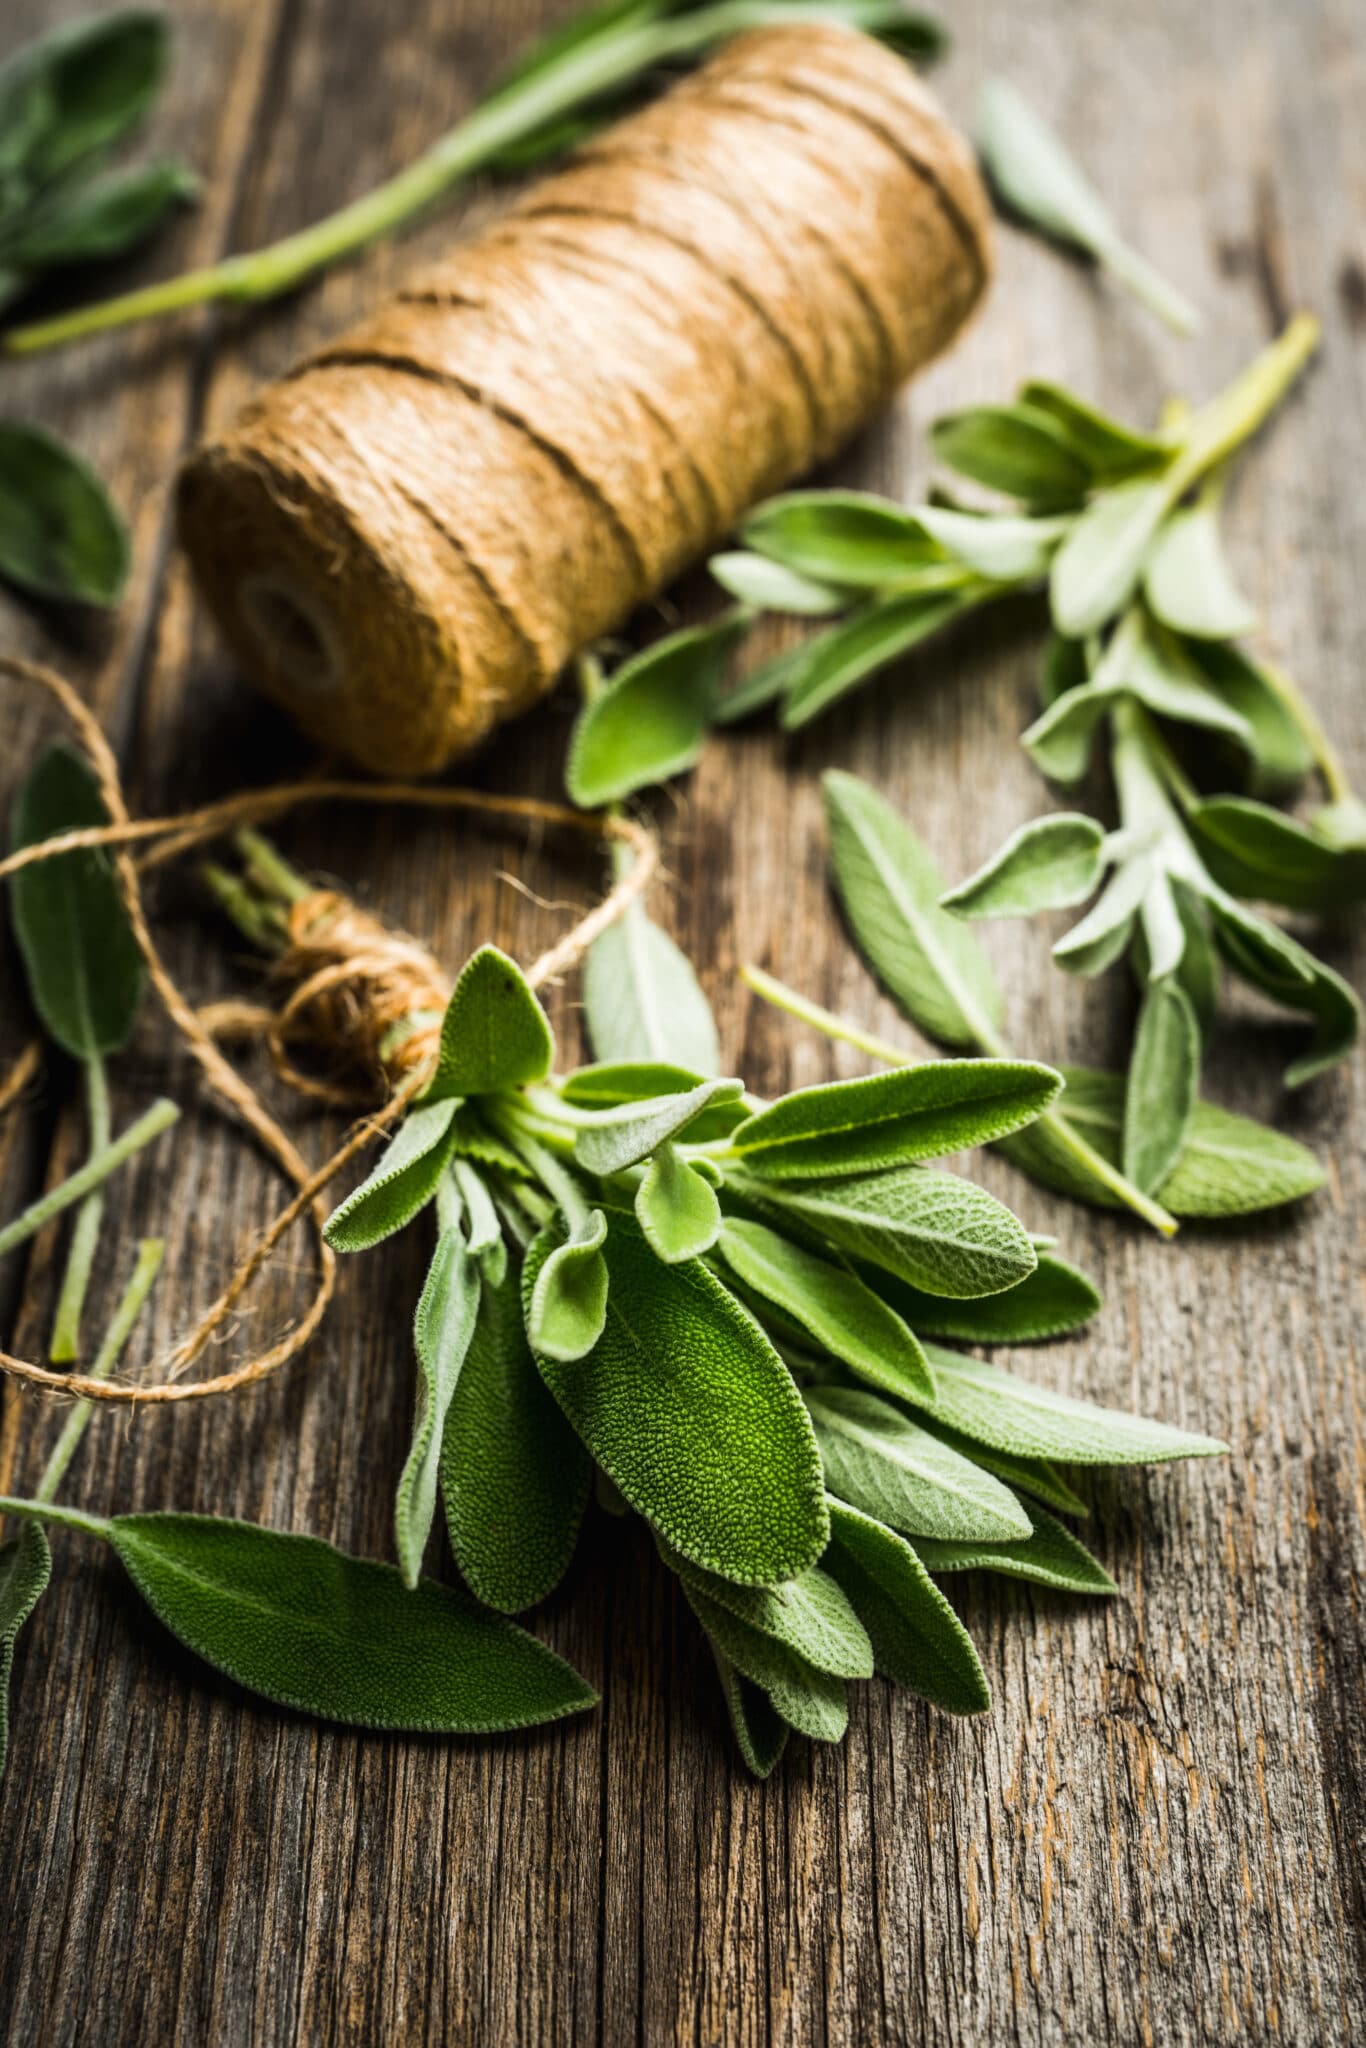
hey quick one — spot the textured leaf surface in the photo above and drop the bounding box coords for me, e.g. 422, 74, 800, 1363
431, 946, 553, 1100
930, 403, 1092, 506
323, 1098, 459, 1252
394, 1229, 479, 1588
780, 591, 974, 728
943, 814, 1106, 919
915, 1342, 1225, 1464
525, 1210, 609, 1362
0, 1521, 51, 1778
807, 1386, 1031, 1543
529, 1212, 827, 1585
729, 1061, 1059, 1177
711, 1653, 788, 1777
682, 1581, 848, 1741
1189, 798, 1366, 910
1124, 979, 1199, 1194
635, 1143, 721, 1262
862, 1250, 1101, 1345
662, 1538, 872, 1679
741, 489, 943, 588
109, 1515, 596, 1733
914, 1499, 1116, 1594
566, 618, 742, 806
573, 1076, 742, 1175
825, 1499, 989, 1713
583, 904, 719, 1074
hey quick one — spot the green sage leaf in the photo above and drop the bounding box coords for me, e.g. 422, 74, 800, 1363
0, 420, 129, 605
709, 550, 847, 615
0, 1520, 51, 1778
824, 1498, 989, 1713
930, 402, 1092, 507
824, 769, 1003, 1049
1123, 978, 1199, 1194
1184, 644, 1314, 791
0, 10, 169, 190
2, 158, 198, 268
635, 1142, 721, 1262
807, 1386, 1032, 1544
527, 1210, 828, 1586
1143, 501, 1256, 640
1050, 477, 1171, 637
430, 944, 553, 1100
565, 616, 743, 806
394, 1229, 480, 1590
718, 1217, 934, 1402
323, 1097, 459, 1252
525, 1209, 609, 1363
681, 1580, 848, 1742
561, 1060, 742, 1135
10, 741, 143, 1059
857, 1248, 1101, 1345
573, 1075, 743, 1175
913, 1499, 1117, 1596
108, 1513, 595, 1732
942, 813, 1107, 919
1207, 895, 1360, 1084
913, 505, 1068, 584
584, 902, 720, 1074
780, 589, 977, 729
442, 1262, 590, 1612
1051, 857, 1151, 975
712, 1652, 788, 1777
741, 489, 944, 588
1188, 797, 1366, 910
660, 1536, 872, 1679
1019, 382, 1173, 480
922, 1427, 1088, 1518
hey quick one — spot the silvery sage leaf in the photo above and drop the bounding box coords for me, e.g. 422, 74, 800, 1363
0, 421, 130, 606
978, 80, 1199, 336
1019, 382, 1173, 480
323, 1097, 460, 1252
745, 1163, 1037, 1300
108, 1512, 595, 1732
1050, 476, 1172, 637
451, 1157, 507, 1283
942, 813, 1107, 919
806, 1386, 1032, 1544
1188, 797, 1366, 910
709, 550, 847, 615
526, 1210, 828, 1586
634, 1143, 721, 1263
727, 1061, 1059, 1177
682, 1579, 848, 1742
10, 741, 144, 1059
779, 589, 978, 730
1124, 624, 1253, 746
920, 1424, 1088, 1518
1143, 500, 1257, 641
824, 1497, 990, 1714
1123, 979, 1199, 1195
565, 615, 744, 807
525, 1209, 609, 1363
1020, 678, 1115, 784
1206, 895, 1360, 1084
430, 944, 554, 1101
718, 1217, 934, 1402
711, 1653, 788, 1777
930, 403, 1092, 507
1183, 643, 1315, 792
741, 489, 945, 588
572, 1075, 743, 1175
855, 1248, 1101, 1345
394, 1228, 480, 1589
912, 1497, 1117, 1595
561, 1061, 743, 1135
1051, 856, 1151, 976
913, 1341, 1226, 1464
659, 1535, 872, 1679
824, 769, 1004, 1050
1001, 1064, 1324, 1217
442, 1261, 590, 1612
0, 1520, 51, 1778
584, 902, 720, 1074
912, 505, 1069, 584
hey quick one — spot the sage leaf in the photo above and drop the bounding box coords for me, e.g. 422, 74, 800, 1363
807, 1386, 1032, 1544
943, 813, 1107, 919
635, 1142, 721, 1263
10, 741, 143, 1058
681, 1580, 848, 1742
712, 1652, 788, 1777
858, 1249, 1101, 1345
442, 1262, 590, 1612
1188, 797, 1366, 910
746, 1163, 1037, 1300
561, 1061, 742, 1136
0, 1521, 51, 1779
978, 80, 1199, 335
1125, 624, 1252, 746
573, 1075, 743, 1175
780, 589, 977, 730
1051, 857, 1151, 976
1002, 1065, 1324, 1216
451, 1157, 507, 1281
1123, 979, 1199, 1194
1, 159, 198, 268
930, 403, 1092, 507
713, 639, 813, 725
1184, 644, 1315, 792
1020, 679, 1115, 784
525, 1209, 609, 1362
718, 1217, 934, 1402
729, 1060, 1059, 1178
824, 1498, 989, 1713
323, 1097, 459, 1252
1019, 382, 1172, 480
1050, 477, 1171, 637
527, 1210, 828, 1586
108, 1513, 595, 1732
430, 944, 554, 1100
824, 769, 1003, 1049
913, 506, 1068, 584
1143, 501, 1257, 640
741, 489, 943, 588
394, 1229, 479, 1590
709, 550, 846, 615
448, 1105, 531, 1181
0, 420, 129, 605
0, 11, 169, 192
661, 1537, 872, 1679
913, 1342, 1226, 1464
565, 616, 743, 806
913, 1499, 1116, 1596
1207, 896, 1360, 1084
584, 902, 719, 1074
923, 1429, 1087, 1518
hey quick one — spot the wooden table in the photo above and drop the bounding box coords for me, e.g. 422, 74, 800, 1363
1, 3, 1362, 2041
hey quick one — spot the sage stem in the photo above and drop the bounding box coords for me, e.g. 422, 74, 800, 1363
48, 1053, 111, 1363
0, 1495, 113, 1542
0, 1100, 179, 1261
36, 1240, 165, 1506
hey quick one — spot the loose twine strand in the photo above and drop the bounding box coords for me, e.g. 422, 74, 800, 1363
0, 656, 657, 1407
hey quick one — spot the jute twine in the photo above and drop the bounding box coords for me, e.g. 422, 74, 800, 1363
178, 23, 991, 778
0, 656, 657, 1406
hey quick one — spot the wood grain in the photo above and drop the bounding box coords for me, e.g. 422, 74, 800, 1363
1, 2, 1363, 2043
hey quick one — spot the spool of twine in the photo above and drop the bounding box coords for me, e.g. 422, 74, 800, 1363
177, 23, 991, 777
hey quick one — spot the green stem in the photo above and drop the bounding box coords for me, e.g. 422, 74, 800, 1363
48, 1053, 111, 1363
739, 964, 1178, 1237
2, 2, 914, 356
0, 1495, 112, 1542
36, 1240, 165, 1506
0, 1099, 179, 1260
235, 829, 314, 907
1255, 659, 1355, 805
1171, 313, 1320, 497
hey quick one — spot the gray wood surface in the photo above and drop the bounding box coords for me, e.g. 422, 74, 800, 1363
1, 2, 1363, 2042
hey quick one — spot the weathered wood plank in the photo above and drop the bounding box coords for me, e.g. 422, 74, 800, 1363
2, 0, 1363, 2043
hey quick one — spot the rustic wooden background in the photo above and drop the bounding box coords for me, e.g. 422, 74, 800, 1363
1, 2, 1362, 2042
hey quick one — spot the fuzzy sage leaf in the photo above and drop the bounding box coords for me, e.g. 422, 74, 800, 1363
394, 1228, 480, 1590
0, 1520, 51, 1779
824, 1498, 990, 1714
807, 1386, 1032, 1545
